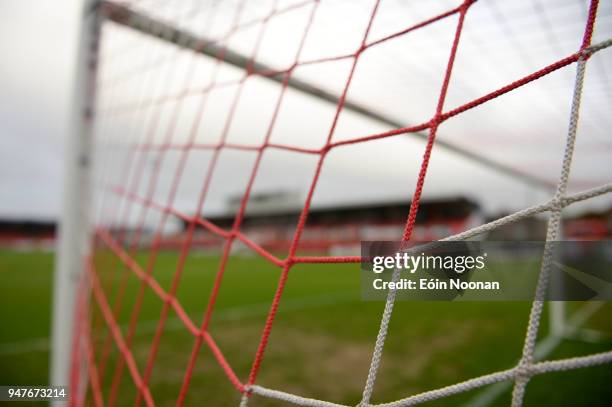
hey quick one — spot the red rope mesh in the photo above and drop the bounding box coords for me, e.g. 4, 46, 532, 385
77, 0, 603, 405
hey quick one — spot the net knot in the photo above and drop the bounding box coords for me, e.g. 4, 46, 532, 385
515, 362, 532, 380
355, 44, 367, 56
578, 47, 593, 62
550, 196, 564, 212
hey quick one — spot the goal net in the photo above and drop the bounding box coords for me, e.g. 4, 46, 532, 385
56, 0, 612, 406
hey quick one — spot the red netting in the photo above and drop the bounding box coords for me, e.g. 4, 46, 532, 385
72, 0, 604, 406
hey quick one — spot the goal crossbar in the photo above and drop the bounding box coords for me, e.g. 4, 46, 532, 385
98, 0, 555, 191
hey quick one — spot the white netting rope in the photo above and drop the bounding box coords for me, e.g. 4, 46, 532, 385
511, 50, 587, 407
238, 39, 612, 407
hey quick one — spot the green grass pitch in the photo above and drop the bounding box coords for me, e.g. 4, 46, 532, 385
0, 249, 611, 406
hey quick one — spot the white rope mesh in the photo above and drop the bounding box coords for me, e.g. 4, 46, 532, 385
245, 385, 348, 407
511, 50, 587, 407
238, 38, 612, 407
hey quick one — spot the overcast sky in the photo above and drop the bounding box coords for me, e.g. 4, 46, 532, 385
1, 0, 611, 226
0, 0, 80, 219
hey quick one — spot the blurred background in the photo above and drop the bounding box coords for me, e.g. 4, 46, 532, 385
1, 0, 611, 406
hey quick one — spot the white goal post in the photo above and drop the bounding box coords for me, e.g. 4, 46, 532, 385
50, 0, 101, 403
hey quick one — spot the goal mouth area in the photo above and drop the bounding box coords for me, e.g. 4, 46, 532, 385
50, 0, 612, 406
